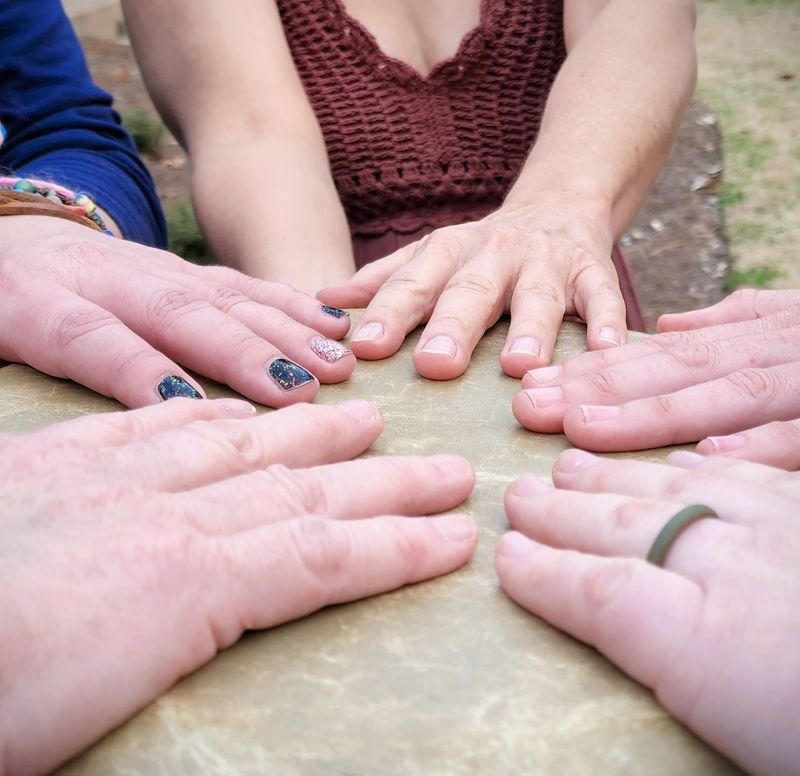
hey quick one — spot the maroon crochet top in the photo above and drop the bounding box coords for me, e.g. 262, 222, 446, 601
276, 0, 566, 237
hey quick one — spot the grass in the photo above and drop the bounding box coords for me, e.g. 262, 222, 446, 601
166, 200, 212, 265
122, 108, 165, 156
695, 0, 800, 289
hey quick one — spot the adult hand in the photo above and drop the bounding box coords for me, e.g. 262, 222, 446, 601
496, 449, 800, 776
513, 288, 800, 451
0, 216, 356, 408
319, 197, 626, 380
0, 398, 477, 774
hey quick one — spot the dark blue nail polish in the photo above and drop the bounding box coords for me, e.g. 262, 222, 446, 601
268, 359, 316, 390
321, 305, 348, 319
157, 375, 202, 401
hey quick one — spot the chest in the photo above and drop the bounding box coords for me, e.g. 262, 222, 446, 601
338, 0, 482, 77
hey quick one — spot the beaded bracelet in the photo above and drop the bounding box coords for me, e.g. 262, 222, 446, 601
0, 176, 112, 236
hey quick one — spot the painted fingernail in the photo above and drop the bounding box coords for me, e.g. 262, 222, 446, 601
497, 531, 537, 558
523, 387, 563, 409
508, 475, 553, 498
509, 336, 541, 357
432, 513, 476, 542
351, 321, 384, 343
526, 364, 561, 384
338, 399, 380, 421
556, 448, 598, 473
267, 358, 316, 390
430, 454, 472, 477
599, 326, 622, 346
579, 404, 620, 423
696, 435, 745, 455
667, 451, 706, 468
157, 375, 202, 401
321, 305, 349, 319
421, 335, 457, 358
310, 335, 352, 363
212, 398, 257, 416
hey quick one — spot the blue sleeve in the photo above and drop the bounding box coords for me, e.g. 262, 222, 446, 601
0, 0, 167, 248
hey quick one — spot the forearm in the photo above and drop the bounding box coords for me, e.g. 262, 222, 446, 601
192, 134, 354, 290
506, 0, 697, 238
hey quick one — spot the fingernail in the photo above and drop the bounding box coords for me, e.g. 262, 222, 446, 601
667, 451, 706, 468
338, 399, 379, 421
321, 305, 349, 319
497, 531, 537, 558
432, 513, 476, 542
351, 321, 384, 343
212, 398, 257, 416
599, 326, 622, 346
421, 335, 457, 358
579, 404, 620, 423
509, 337, 541, 357
310, 335, 352, 363
526, 364, 561, 384
523, 387, 563, 409
430, 454, 473, 477
696, 435, 745, 455
157, 375, 203, 401
508, 475, 553, 498
267, 358, 316, 390
556, 448, 598, 473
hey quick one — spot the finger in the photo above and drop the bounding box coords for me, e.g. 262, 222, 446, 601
106, 400, 384, 492
0, 287, 206, 408
560, 363, 800, 451
504, 476, 737, 574
156, 270, 355, 383
500, 263, 566, 378
213, 513, 478, 638
495, 534, 703, 695
413, 253, 511, 380
572, 262, 629, 352
85, 266, 320, 407
696, 419, 800, 470
10, 397, 256, 453
657, 288, 800, 332
514, 328, 800, 434
317, 244, 416, 309
177, 260, 353, 339
178, 454, 475, 534
549, 448, 792, 524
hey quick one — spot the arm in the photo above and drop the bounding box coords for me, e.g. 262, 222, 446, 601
0, 0, 166, 246
506, 0, 698, 236
122, 0, 355, 292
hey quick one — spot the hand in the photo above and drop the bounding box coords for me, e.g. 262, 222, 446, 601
0, 217, 356, 408
513, 288, 800, 451
0, 398, 477, 774
319, 197, 627, 380
495, 449, 800, 776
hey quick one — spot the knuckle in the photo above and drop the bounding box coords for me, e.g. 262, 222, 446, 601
512, 280, 563, 307
210, 421, 270, 470
609, 499, 644, 537
667, 340, 724, 371
581, 558, 634, 613
762, 420, 800, 450
52, 307, 119, 351
144, 288, 206, 327
260, 464, 331, 514
725, 368, 783, 404
587, 369, 624, 398
381, 273, 433, 306
423, 229, 465, 263
445, 271, 501, 300
290, 517, 351, 595
204, 285, 249, 314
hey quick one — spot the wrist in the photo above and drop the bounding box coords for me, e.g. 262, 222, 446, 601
504, 171, 615, 220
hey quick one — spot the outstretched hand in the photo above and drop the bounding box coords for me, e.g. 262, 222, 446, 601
0, 399, 477, 774
497, 449, 800, 776
0, 217, 356, 408
319, 197, 626, 380
513, 289, 800, 451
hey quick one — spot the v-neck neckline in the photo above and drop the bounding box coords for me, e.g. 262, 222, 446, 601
331, 0, 501, 83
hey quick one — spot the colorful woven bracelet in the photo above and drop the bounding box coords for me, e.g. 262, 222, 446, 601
0, 176, 113, 236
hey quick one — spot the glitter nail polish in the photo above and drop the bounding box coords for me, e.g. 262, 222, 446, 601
310, 335, 352, 363
321, 305, 349, 319
268, 358, 316, 390
157, 375, 202, 401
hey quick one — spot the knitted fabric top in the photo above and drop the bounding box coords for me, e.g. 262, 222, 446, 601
277, 0, 566, 237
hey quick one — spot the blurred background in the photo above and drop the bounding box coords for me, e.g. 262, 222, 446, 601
63, 0, 799, 329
